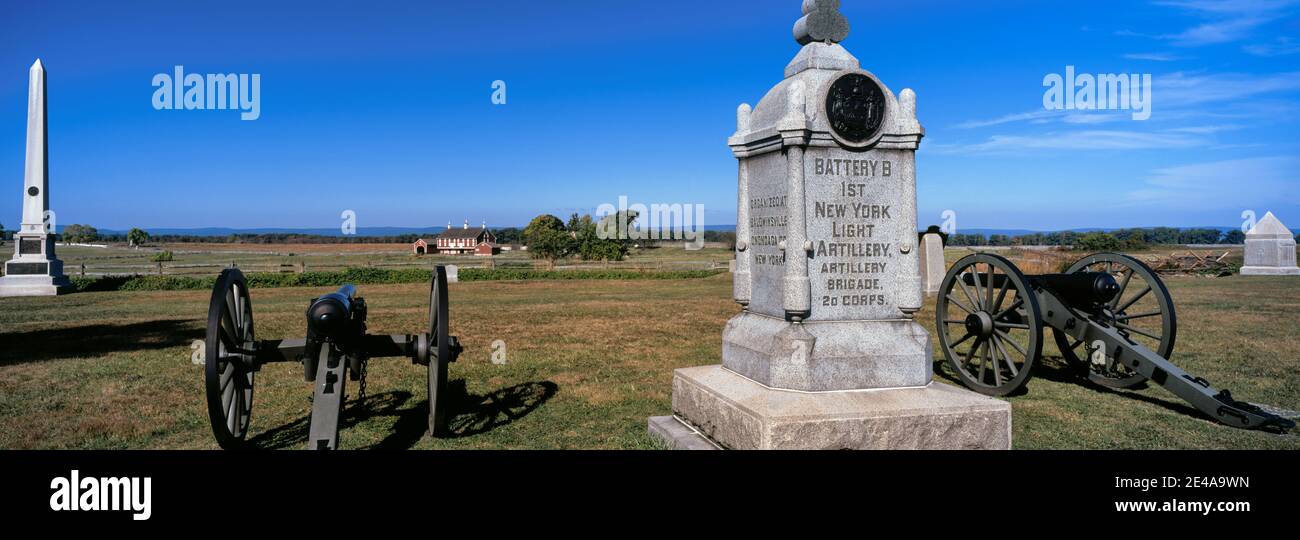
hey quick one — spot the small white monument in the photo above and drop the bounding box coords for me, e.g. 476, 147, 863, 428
1240, 212, 1300, 276
918, 230, 945, 296
0, 60, 72, 296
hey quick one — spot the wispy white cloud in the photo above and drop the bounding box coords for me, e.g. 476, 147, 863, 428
932, 129, 1210, 154
952, 70, 1300, 130
953, 110, 1058, 129
1157, 70, 1300, 107
1152, 0, 1300, 46
1125, 155, 1300, 208
1123, 52, 1186, 61
1244, 36, 1300, 55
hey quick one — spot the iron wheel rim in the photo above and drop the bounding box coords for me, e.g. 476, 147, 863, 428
427, 266, 451, 437
936, 253, 1043, 397
204, 269, 255, 449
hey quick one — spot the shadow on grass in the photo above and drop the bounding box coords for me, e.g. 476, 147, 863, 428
0, 319, 203, 365
934, 354, 1205, 421
246, 380, 558, 449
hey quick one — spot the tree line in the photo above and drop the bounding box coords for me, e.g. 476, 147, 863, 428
4, 225, 528, 246
944, 227, 1252, 249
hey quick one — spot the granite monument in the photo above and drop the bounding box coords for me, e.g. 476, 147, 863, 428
0, 59, 72, 297
649, 1, 1010, 449
1240, 212, 1300, 276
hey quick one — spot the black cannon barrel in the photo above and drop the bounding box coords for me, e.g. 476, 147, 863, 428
1031, 272, 1120, 307
307, 284, 358, 338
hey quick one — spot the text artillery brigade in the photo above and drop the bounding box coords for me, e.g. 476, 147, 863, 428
809, 157, 898, 311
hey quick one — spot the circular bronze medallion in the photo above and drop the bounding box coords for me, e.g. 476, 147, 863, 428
825, 73, 886, 145
27, 186, 38, 197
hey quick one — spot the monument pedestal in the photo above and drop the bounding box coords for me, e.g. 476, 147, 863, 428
0, 270, 72, 296
652, 366, 1010, 450
722, 312, 932, 391
1240, 266, 1300, 276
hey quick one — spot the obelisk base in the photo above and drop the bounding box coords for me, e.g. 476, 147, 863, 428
651, 365, 1011, 450
0, 258, 72, 297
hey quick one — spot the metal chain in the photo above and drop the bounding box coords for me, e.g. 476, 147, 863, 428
357, 357, 368, 403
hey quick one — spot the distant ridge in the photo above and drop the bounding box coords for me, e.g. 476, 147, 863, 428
71, 224, 738, 237
40, 225, 1237, 238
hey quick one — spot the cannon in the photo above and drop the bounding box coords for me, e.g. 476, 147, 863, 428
936, 252, 1294, 432
202, 266, 462, 449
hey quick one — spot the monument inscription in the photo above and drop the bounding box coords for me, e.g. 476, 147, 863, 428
806, 148, 908, 320
744, 152, 792, 316
19, 238, 41, 255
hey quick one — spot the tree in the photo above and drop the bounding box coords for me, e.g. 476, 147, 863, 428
1075, 232, 1122, 252
523, 214, 565, 245
127, 227, 150, 248
523, 214, 573, 266
574, 211, 637, 261
1222, 230, 1245, 244
62, 224, 99, 244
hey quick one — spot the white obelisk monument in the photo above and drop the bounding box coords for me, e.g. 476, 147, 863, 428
0, 59, 72, 296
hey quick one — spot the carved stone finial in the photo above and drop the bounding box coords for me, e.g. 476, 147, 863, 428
793, 0, 849, 45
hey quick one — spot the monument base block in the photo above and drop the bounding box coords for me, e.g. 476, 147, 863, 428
656, 365, 1011, 450
1240, 266, 1300, 276
0, 273, 72, 297
723, 311, 932, 391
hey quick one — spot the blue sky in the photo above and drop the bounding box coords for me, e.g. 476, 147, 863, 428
0, 0, 1296, 232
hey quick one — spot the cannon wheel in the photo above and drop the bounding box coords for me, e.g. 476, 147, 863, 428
427, 266, 451, 437
937, 253, 1044, 397
204, 269, 255, 449
1053, 253, 1177, 389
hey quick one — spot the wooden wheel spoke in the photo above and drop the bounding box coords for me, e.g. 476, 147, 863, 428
1115, 285, 1151, 314
946, 294, 976, 315
992, 335, 1019, 377
993, 299, 1023, 321
218, 322, 239, 351
950, 331, 975, 349
994, 329, 1027, 356
225, 379, 239, 432
1110, 269, 1133, 311
992, 278, 1011, 314
984, 264, 995, 310
957, 270, 981, 310
986, 342, 1002, 386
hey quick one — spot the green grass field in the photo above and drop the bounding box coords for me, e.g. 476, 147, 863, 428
47, 243, 736, 277
2, 261, 1298, 449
